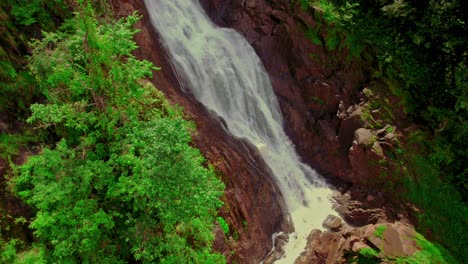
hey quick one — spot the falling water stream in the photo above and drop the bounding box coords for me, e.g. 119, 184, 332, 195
144, 1, 337, 262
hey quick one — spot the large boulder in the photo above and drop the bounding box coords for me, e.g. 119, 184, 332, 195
295, 230, 346, 264
363, 223, 419, 258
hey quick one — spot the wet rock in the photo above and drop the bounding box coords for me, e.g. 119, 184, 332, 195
110, 1, 287, 263
112, 0, 420, 263
344, 235, 361, 249
202, 0, 372, 185
295, 230, 345, 264
322, 215, 343, 232
318, 120, 337, 142
212, 224, 228, 254
338, 115, 363, 151
262, 232, 289, 264
348, 143, 382, 184
334, 190, 387, 226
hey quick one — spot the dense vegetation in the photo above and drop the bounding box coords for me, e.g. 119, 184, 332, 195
1, 1, 225, 263
1, 0, 466, 263
300, 0, 467, 262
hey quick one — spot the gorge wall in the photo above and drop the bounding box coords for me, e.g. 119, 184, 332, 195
200, 0, 382, 184
111, 1, 287, 263
111, 0, 411, 262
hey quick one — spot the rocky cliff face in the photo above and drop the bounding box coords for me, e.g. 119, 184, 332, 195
111, 1, 287, 263
200, 0, 379, 184
111, 0, 415, 262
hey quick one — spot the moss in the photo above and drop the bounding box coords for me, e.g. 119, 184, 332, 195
325, 30, 341, 51
395, 233, 457, 264
304, 26, 322, 46
0, 133, 37, 159
374, 225, 387, 239
217, 217, 230, 235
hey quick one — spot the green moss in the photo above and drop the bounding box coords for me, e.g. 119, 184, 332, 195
309, 96, 325, 106
305, 26, 322, 46
217, 217, 230, 235
355, 247, 380, 264
325, 30, 341, 51
396, 233, 457, 264
359, 247, 378, 258
374, 225, 387, 239
0, 133, 37, 159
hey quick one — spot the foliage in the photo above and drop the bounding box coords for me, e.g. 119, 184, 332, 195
8, 2, 225, 263
299, 1, 467, 262
9, 0, 70, 29
359, 247, 378, 258
351, 247, 379, 264
349, 231, 455, 264
0, 133, 37, 159
1, 239, 19, 263
0, 3, 36, 118
373, 225, 386, 239
217, 217, 230, 235
328, 0, 467, 197
396, 233, 457, 264
398, 146, 467, 263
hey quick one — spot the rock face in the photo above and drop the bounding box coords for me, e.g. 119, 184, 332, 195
111, 0, 416, 262
200, 0, 368, 183
110, 1, 286, 263
198, 0, 409, 187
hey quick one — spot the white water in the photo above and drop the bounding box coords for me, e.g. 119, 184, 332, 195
144, 1, 337, 262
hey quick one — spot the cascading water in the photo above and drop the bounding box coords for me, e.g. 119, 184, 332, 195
144, 1, 338, 262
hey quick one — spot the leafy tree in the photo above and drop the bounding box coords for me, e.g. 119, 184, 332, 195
9, 2, 225, 263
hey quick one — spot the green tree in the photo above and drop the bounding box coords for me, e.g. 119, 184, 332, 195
10, 2, 225, 263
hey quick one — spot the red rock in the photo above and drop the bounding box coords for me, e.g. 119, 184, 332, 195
295, 230, 346, 264
110, 1, 287, 262
109, 1, 420, 262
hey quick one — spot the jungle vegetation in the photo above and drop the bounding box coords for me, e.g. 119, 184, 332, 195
1, 1, 225, 263
300, 0, 467, 262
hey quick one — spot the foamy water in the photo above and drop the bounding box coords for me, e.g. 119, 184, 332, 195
144, 1, 338, 262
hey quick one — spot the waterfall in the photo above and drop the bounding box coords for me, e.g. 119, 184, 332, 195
144, 1, 337, 262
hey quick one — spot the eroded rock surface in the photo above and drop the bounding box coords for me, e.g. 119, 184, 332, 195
111, 1, 286, 263
111, 0, 419, 262
199, 0, 413, 190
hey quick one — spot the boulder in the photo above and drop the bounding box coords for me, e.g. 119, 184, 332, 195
363, 223, 420, 258
295, 230, 346, 264
352, 241, 370, 253
322, 215, 343, 232
354, 128, 374, 148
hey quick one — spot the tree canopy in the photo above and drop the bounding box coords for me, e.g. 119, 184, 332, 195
4, 2, 225, 263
